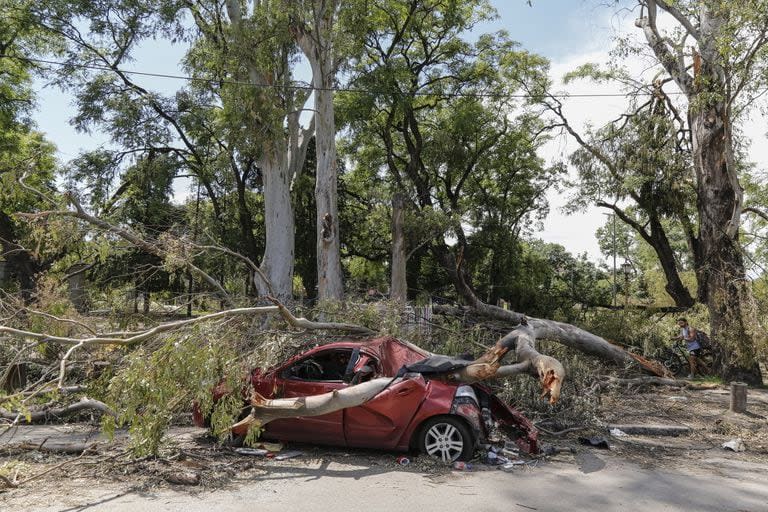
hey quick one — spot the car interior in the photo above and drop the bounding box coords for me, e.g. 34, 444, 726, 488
284, 348, 377, 383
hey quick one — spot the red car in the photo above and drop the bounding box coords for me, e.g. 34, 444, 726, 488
195, 336, 538, 462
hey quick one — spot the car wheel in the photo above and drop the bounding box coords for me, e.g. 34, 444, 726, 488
418, 416, 475, 463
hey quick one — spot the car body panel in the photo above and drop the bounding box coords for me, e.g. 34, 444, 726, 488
344, 375, 428, 449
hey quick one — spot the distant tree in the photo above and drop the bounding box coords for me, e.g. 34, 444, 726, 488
0, 1, 61, 300
340, 0, 558, 305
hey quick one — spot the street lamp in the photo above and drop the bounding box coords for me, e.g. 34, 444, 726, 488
602, 213, 617, 307
621, 260, 633, 308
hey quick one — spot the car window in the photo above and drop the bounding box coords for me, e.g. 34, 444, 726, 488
284, 349, 354, 382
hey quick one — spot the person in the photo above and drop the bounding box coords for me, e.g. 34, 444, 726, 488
671, 318, 703, 379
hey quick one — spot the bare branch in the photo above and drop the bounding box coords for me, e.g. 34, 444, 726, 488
267, 297, 377, 335
18, 189, 233, 306
0, 397, 116, 423
0, 306, 280, 346
636, 2, 694, 95
743, 206, 768, 223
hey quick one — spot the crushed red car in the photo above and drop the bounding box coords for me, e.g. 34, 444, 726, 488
194, 336, 538, 462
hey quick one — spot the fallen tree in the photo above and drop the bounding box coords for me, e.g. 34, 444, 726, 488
3, 194, 672, 453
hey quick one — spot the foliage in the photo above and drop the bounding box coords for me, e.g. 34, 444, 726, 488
102, 324, 249, 456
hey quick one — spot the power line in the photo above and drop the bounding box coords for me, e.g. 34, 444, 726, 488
6, 54, 681, 100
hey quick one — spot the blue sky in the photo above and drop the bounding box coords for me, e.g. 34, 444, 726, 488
30, 0, 638, 261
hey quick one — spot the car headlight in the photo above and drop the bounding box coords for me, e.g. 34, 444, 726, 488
455, 385, 478, 405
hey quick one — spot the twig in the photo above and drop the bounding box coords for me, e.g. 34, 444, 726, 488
0, 474, 18, 488
535, 425, 587, 437
15, 449, 92, 486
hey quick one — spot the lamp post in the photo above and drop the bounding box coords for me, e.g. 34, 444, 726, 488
602, 213, 617, 307
621, 260, 633, 308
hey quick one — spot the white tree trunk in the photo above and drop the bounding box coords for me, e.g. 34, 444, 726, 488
258, 149, 295, 301
294, 1, 344, 302
314, 82, 344, 301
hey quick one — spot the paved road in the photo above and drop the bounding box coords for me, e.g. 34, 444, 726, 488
8, 453, 768, 512
3, 425, 767, 512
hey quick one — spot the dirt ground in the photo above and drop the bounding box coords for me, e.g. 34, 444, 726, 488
1, 384, 767, 511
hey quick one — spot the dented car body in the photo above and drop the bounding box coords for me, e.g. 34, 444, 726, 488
195, 336, 538, 462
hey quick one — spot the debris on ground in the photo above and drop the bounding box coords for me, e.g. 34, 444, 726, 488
273, 450, 303, 460
609, 428, 628, 437
164, 471, 201, 486
233, 447, 269, 456
722, 439, 746, 452
578, 436, 610, 449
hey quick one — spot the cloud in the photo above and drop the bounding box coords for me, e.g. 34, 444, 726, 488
535, 7, 767, 264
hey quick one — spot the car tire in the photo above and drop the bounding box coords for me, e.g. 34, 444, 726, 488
417, 416, 475, 463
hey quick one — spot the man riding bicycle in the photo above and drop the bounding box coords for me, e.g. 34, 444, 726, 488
671, 317, 709, 379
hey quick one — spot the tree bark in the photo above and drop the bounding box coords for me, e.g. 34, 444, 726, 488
257, 149, 295, 301
294, 2, 345, 302
390, 193, 408, 302
0, 397, 115, 423
687, 9, 759, 384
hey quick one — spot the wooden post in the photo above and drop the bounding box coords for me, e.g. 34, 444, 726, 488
729, 381, 748, 413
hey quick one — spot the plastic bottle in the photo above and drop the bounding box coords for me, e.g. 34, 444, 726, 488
396, 456, 410, 466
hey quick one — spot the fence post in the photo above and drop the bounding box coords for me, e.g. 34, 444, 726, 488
729, 382, 748, 413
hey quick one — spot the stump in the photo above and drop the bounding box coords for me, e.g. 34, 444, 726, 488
729, 381, 748, 413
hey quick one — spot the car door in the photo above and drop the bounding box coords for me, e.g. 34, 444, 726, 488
264, 348, 352, 446
344, 373, 429, 449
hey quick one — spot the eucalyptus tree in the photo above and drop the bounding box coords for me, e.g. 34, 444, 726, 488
561, 88, 698, 308
632, 1, 768, 381
33, 0, 314, 300
533, 1, 768, 380
287, 0, 359, 301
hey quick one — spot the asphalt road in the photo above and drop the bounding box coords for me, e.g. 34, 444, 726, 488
8, 452, 768, 512
3, 425, 767, 512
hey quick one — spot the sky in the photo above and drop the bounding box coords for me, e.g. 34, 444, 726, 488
30, 1, 768, 266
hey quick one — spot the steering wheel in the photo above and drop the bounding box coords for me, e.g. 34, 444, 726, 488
299, 360, 323, 380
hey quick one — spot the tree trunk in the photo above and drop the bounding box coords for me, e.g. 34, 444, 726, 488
647, 216, 695, 308
314, 81, 344, 301
432, 243, 668, 374
390, 193, 408, 302
637, 2, 762, 385
257, 150, 295, 301
312, 69, 343, 301
693, 118, 760, 382
0, 211, 37, 303
689, 12, 760, 384
235, 174, 261, 265
294, 0, 344, 302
